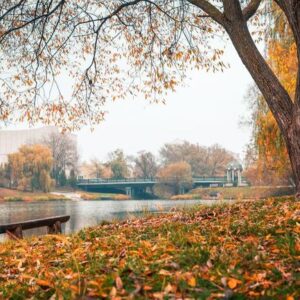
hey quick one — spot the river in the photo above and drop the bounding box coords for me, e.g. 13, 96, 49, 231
0, 198, 229, 239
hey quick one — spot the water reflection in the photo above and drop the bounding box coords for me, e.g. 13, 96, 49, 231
0, 199, 225, 240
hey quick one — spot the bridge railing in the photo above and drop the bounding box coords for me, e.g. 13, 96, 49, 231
77, 178, 157, 184
76, 176, 237, 185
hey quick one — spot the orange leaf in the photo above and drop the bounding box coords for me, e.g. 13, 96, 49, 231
228, 278, 240, 289
187, 276, 196, 287
36, 279, 52, 288
115, 276, 123, 290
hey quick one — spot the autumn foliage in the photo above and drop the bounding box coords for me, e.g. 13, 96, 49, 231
7, 144, 54, 192
246, 4, 297, 185
155, 161, 193, 197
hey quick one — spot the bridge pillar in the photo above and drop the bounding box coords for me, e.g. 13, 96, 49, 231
179, 186, 185, 195
125, 187, 133, 197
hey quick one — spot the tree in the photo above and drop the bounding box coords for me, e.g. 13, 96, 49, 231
133, 151, 157, 178
7, 144, 54, 192
155, 161, 193, 197
79, 159, 112, 179
160, 141, 234, 176
42, 132, 78, 186
68, 169, 77, 189
1, 1, 300, 195
245, 5, 295, 186
245, 85, 292, 185
160, 141, 209, 176
107, 149, 129, 179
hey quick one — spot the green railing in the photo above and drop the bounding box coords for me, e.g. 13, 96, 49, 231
77, 176, 232, 185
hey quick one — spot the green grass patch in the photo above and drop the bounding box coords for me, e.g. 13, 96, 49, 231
172, 186, 295, 200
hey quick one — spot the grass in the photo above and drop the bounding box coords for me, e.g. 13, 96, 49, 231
0, 197, 299, 299
171, 186, 295, 200
0, 188, 67, 202
79, 192, 130, 201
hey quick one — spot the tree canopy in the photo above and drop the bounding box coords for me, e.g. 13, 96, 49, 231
7, 144, 54, 192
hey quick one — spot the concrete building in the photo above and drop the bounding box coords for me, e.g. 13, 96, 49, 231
0, 126, 64, 165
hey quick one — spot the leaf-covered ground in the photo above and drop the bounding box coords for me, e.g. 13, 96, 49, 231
0, 197, 299, 299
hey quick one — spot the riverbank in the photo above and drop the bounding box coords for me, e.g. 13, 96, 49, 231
79, 192, 130, 201
0, 197, 299, 299
171, 186, 295, 200
0, 188, 66, 202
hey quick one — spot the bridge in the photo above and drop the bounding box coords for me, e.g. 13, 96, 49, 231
77, 176, 247, 197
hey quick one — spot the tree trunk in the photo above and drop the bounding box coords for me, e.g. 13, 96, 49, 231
222, 5, 300, 197
286, 104, 300, 196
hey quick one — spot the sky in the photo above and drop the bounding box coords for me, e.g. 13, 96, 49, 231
3, 41, 254, 163
77, 42, 254, 162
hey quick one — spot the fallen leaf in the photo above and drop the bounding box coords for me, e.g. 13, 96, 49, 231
158, 269, 172, 276
228, 278, 240, 289
115, 276, 123, 290
187, 276, 196, 287
110, 286, 117, 297
36, 279, 52, 288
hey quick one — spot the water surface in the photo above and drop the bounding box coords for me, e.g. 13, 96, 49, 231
0, 198, 228, 239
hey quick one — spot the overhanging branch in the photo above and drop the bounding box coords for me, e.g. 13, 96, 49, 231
243, 0, 262, 21
187, 0, 225, 25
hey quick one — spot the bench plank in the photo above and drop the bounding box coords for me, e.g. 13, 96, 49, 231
0, 215, 70, 235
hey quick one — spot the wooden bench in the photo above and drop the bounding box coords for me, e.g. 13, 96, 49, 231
0, 215, 70, 239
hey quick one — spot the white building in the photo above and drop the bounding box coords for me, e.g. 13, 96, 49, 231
0, 126, 61, 165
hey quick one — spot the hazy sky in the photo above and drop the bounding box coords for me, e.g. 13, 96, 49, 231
4, 42, 254, 162
77, 42, 254, 162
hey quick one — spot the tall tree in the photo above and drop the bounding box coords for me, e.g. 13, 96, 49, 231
245, 4, 296, 185
107, 149, 129, 179
7, 144, 53, 192
79, 159, 112, 179
207, 144, 236, 176
133, 151, 157, 178
1, 1, 300, 195
160, 141, 234, 176
42, 132, 78, 186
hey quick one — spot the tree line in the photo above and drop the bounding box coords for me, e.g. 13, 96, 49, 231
0, 139, 235, 195
81, 142, 236, 197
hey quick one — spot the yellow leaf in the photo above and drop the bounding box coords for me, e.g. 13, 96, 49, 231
286, 296, 294, 300
110, 286, 117, 297
187, 276, 196, 287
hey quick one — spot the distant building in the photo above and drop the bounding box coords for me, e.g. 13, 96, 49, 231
0, 126, 75, 165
